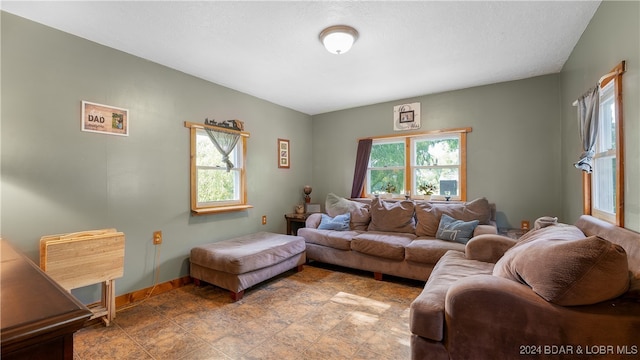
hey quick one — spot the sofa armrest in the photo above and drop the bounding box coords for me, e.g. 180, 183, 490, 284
305, 213, 322, 228
473, 224, 498, 236
465, 234, 517, 263
445, 275, 640, 360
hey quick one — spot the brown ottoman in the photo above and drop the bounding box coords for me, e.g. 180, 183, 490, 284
190, 232, 306, 301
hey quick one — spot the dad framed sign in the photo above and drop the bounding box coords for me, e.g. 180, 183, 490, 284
82, 101, 129, 136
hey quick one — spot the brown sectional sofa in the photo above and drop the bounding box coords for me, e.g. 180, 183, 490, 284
410, 215, 640, 360
298, 195, 497, 281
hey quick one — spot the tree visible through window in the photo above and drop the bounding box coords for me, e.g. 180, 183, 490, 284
412, 135, 460, 197
196, 130, 241, 204
368, 140, 405, 195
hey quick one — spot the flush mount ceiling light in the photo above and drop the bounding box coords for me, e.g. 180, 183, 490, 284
319, 25, 359, 55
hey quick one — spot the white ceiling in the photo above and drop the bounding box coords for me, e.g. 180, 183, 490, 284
2, 1, 601, 115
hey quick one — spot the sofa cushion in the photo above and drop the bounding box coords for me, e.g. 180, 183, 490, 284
435, 214, 479, 244
410, 251, 494, 341
494, 225, 630, 306
405, 238, 465, 264
415, 198, 491, 237
351, 232, 416, 260
367, 198, 416, 233
297, 228, 360, 251
325, 193, 371, 231
318, 213, 351, 231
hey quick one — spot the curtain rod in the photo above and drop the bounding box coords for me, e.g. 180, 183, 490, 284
572, 70, 619, 106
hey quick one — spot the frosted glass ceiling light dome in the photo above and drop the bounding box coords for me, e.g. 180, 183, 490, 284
319, 25, 359, 55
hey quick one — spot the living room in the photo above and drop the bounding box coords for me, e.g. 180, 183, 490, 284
1, 1, 639, 359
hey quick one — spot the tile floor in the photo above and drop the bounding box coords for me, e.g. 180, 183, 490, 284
74, 263, 424, 360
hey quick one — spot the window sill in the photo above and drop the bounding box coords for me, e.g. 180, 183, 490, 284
191, 204, 254, 216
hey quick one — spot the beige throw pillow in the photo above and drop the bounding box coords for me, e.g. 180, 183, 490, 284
325, 193, 371, 231
367, 198, 416, 234
415, 197, 492, 237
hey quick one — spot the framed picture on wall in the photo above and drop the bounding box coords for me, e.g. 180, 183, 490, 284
81, 101, 129, 136
278, 138, 290, 168
393, 102, 421, 131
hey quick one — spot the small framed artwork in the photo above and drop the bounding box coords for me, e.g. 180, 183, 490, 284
278, 138, 290, 168
399, 110, 414, 123
82, 101, 129, 136
393, 102, 421, 131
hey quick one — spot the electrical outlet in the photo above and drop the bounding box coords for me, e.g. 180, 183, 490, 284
262, 215, 267, 225
153, 231, 162, 245
521, 220, 530, 231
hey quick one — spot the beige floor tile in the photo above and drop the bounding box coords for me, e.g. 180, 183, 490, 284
178, 343, 232, 360
303, 334, 360, 359
240, 341, 302, 360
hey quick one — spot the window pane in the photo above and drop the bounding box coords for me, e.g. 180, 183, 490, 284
593, 156, 616, 214
414, 137, 459, 166
196, 132, 237, 168
414, 168, 459, 196
369, 141, 405, 167
195, 129, 242, 206
368, 169, 405, 194
598, 82, 616, 153
197, 168, 239, 203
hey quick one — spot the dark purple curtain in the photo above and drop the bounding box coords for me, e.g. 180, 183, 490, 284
350, 138, 373, 198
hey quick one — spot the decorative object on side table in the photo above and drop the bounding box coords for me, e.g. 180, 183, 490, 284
303, 185, 312, 203
295, 204, 305, 214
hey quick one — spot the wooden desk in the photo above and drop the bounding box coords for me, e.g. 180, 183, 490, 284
284, 213, 311, 235
1, 240, 92, 360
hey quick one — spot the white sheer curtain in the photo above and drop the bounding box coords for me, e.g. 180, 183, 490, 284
205, 128, 240, 172
574, 86, 600, 173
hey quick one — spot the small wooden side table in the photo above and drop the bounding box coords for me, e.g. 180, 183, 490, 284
285, 213, 311, 236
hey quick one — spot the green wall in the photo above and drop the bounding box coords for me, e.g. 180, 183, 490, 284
311, 74, 563, 229
0, 12, 313, 300
560, 0, 639, 232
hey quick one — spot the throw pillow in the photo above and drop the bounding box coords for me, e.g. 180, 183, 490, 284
415, 197, 491, 237
435, 214, 479, 244
325, 193, 370, 230
367, 198, 416, 233
318, 213, 351, 231
493, 233, 630, 306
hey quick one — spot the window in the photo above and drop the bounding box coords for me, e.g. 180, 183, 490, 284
365, 128, 469, 200
185, 121, 252, 215
367, 139, 406, 195
585, 62, 625, 225
412, 135, 461, 198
